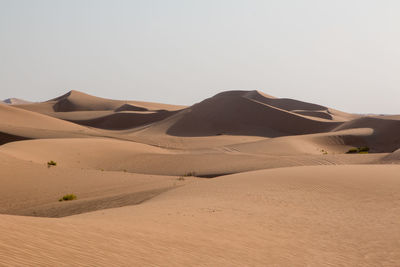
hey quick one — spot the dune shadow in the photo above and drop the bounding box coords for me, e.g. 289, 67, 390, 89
8, 187, 174, 218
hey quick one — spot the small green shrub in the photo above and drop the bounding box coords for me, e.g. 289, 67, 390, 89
358, 146, 370, 152
346, 148, 359, 154
47, 160, 57, 167
59, 194, 77, 202
346, 146, 370, 154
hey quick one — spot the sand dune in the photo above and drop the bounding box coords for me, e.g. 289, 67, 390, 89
0, 137, 384, 177
226, 128, 375, 155
15, 90, 185, 114
0, 103, 88, 132
1, 165, 400, 266
3, 98, 32, 105
0, 138, 169, 171
50, 90, 184, 112
51, 90, 131, 112
333, 116, 400, 152
0, 104, 99, 144
68, 110, 179, 130
1, 89, 400, 266
1, 89, 397, 170
0, 151, 184, 217
139, 91, 343, 137
115, 103, 149, 112
12, 90, 185, 130
13, 90, 354, 136
243, 90, 357, 121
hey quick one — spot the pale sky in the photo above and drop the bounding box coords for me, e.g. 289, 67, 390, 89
0, 0, 399, 114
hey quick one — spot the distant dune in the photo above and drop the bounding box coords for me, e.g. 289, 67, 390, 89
13, 90, 185, 130
50, 90, 184, 112
1, 89, 399, 266
2, 89, 398, 151
3, 98, 32, 105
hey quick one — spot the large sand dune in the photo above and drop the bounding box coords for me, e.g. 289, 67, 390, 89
1, 89, 399, 266
164, 91, 343, 137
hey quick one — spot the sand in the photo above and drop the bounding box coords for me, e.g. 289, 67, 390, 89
0, 90, 399, 266
1, 165, 400, 266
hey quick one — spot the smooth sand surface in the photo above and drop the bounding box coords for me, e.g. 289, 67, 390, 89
1, 165, 400, 266
0, 136, 384, 177
0, 151, 187, 217
1, 90, 399, 266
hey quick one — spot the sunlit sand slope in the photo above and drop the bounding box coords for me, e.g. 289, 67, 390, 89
1, 165, 399, 266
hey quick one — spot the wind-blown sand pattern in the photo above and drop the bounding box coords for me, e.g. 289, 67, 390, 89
0, 90, 399, 266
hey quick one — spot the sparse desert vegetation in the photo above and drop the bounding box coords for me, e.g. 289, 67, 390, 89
47, 160, 57, 167
59, 194, 77, 202
346, 146, 370, 154
183, 171, 196, 177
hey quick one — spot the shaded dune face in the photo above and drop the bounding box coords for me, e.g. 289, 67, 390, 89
166, 91, 342, 137
68, 110, 179, 130
334, 117, 400, 152
0, 132, 30, 145
115, 104, 148, 112
0, 104, 96, 144
44, 90, 184, 130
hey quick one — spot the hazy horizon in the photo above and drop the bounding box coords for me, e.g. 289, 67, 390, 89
1, 0, 399, 114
